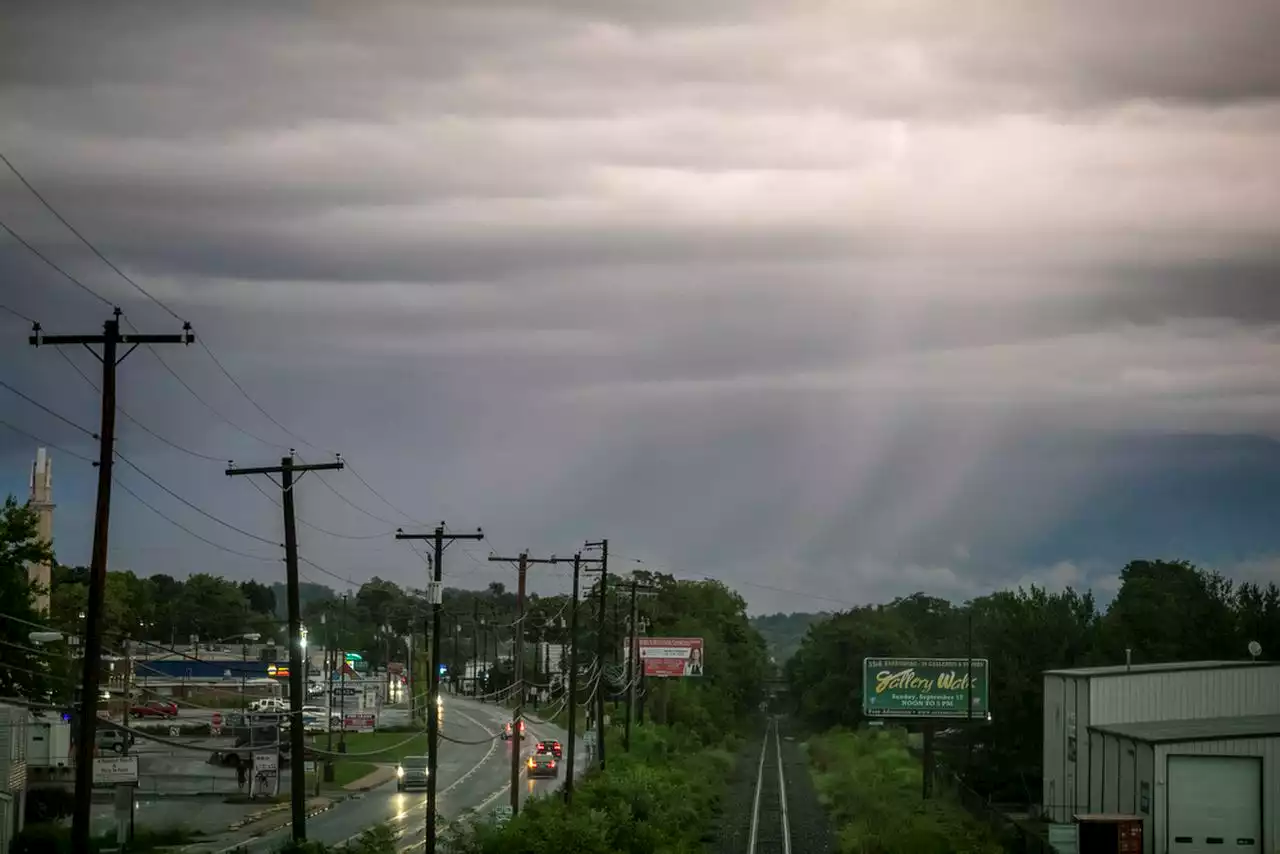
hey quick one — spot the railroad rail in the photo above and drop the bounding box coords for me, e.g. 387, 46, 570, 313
747, 717, 791, 854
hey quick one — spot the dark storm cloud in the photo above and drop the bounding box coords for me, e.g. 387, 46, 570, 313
3, 0, 1280, 611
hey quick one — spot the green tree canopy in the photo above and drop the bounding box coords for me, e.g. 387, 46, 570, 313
0, 495, 55, 699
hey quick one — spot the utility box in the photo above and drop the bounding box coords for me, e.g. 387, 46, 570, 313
25, 720, 71, 768
1074, 814, 1143, 854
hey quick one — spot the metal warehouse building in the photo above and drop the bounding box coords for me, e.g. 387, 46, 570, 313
1043, 660, 1280, 854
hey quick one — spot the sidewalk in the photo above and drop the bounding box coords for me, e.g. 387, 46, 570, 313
344, 764, 396, 791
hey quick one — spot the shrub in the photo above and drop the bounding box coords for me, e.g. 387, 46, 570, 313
808, 728, 1003, 854
24, 786, 75, 823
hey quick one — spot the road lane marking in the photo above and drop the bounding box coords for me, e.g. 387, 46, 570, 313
339, 706, 502, 849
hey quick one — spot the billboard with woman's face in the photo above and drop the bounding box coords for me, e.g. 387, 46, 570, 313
638, 637, 704, 677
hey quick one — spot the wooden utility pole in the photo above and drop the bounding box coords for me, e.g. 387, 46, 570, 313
622, 577, 657, 753
487, 550, 567, 817
28, 308, 193, 852
563, 552, 582, 804
396, 524, 483, 853
583, 539, 608, 770
227, 453, 344, 842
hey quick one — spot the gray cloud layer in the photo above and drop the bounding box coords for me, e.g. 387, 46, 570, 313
3, 0, 1280, 611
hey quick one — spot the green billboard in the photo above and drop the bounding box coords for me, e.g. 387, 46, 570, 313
862, 656, 990, 719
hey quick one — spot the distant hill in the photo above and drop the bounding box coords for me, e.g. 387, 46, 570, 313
750, 611, 832, 663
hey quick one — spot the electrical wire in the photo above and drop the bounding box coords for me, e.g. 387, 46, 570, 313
0, 216, 115, 309
0, 377, 98, 438
0, 151, 181, 320
0, 419, 95, 463
0, 303, 37, 324
144, 344, 289, 451
197, 338, 321, 451
113, 477, 282, 563
341, 460, 424, 525
311, 469, 401, 527
243, 476, 395, 541
114, 451, 281, 547
1, 153, 458, 561
54, 346, 228, 463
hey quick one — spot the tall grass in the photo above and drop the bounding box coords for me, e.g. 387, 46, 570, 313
807, 728, 1003, 854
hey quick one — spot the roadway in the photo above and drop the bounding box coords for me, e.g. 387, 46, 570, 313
198, 696, 585, 853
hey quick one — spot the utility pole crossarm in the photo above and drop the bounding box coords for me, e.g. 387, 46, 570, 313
226, 460, 344, 477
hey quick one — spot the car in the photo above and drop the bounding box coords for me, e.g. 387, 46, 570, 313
396, 755, 430, 791
130, 700, 177, 719
95, 728, 134, 755
500, 720, 526, 741
535, 740, 562, 759
248, 698, 286, 713
526, 752, 558, 778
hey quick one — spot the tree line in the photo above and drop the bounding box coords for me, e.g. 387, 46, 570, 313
784, 559, 1280, 801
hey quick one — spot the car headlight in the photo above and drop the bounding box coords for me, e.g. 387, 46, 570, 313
396, 766, 404, 778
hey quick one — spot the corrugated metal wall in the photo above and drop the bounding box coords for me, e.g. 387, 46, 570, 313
1087, 732, 1157, 854
1090, 666, 1280, 725
1043, 674, 1094, 822
1153, 737, 1279, 854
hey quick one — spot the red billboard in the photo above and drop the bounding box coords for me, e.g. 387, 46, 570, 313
638, 637, 704, 677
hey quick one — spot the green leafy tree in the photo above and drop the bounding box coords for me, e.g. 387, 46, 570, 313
0, 495, 55, 699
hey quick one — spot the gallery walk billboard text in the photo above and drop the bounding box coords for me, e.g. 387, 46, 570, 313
862, 656, 990, 719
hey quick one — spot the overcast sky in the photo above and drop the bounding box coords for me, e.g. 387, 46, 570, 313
3, 0, 1280, 616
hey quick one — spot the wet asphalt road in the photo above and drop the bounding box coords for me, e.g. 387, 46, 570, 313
207, 696, 584, 853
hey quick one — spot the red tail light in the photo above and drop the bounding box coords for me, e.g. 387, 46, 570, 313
549, 761, 555, 768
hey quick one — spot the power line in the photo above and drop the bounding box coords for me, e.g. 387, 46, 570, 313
0, 217, 115, 309
143, 345, 289, 451
115, 453, 280, 547
0, 304, 36, 324
342, 461, 424, 524
113, 477, 281, 564
0, 151, 181, 321
198, 338, 323, 452
55, 346, 227, 463
0, 377, 98, 438
242, 476, 394, 541
0, 419, 95, 463
312, 469, 401, 526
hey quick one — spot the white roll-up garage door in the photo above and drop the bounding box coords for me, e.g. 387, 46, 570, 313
1167, 755, 1262, 854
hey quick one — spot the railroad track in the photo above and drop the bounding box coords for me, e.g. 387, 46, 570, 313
747, 717, 791, 854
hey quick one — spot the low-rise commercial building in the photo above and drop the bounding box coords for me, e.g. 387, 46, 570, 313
0, 704, 28, 854
1043, 660, 1280, 854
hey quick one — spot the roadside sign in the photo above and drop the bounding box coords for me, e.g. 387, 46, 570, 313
491, 805, 513, 826
583, 729, 597, 747
251, 751, 279, 798
342, 712, 376, 733
211, 712, 222, 727
638, 637, 704, 677
862, 657, 990, 719
168, 725, 180, 737
210, 726, 222, 737
93, 755, 138, 786
304, 760, 317, 774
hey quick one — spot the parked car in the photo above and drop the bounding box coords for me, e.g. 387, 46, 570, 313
129, 700, 177, 719
248, 698, 286, 713
95, 728, 135, 755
